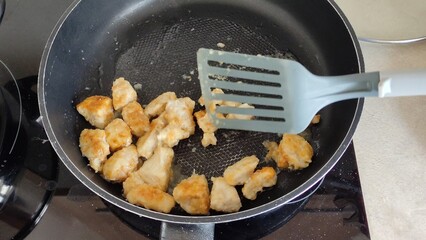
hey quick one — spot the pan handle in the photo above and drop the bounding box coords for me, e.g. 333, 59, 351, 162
160, 222, 215, 240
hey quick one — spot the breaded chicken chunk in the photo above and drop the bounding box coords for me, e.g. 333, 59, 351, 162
194, 110, 218, 148
77, 95, 114, 129
210, 177, 241, 213
172, 174, 210, 215
136, 129, 159, 159
223, 155, 259, 186
126, 184, 175, 213
157, 125, 191, 148
105, 118, 132, 152
201, 133, 217, 147
102, 145, 138, 182
311, 114, 321, 124
144, 92, 177, 118
79, 129, 110, 173
268, 134, 314, 170
194, 110, 217, 133
138, 146, 174, 191
226, 103, 255, 120
122, 101, 150, 137
123, 171, 145, 197
112, 77, 137, 111
198, 88, 224, 107
242, 167, 277, 200
163, 97, 195, 133
263, 141, 279, 162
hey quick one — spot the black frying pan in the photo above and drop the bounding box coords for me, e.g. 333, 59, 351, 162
38, 0, 363, 238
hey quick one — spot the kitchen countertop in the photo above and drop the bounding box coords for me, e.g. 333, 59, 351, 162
354, 41, 426, 240
334, 1, 426, 239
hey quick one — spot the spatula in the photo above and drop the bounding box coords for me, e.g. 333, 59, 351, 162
197, 48, 426, 134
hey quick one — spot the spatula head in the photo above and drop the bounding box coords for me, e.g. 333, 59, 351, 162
197, 48, 314, 134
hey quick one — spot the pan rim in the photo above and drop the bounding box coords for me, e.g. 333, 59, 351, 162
38, 0, 364, 224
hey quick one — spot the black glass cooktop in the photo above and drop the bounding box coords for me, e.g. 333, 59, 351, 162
0, 1, 370, 239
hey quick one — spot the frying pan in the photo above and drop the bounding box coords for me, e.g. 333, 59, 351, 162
38, 0, 363, 238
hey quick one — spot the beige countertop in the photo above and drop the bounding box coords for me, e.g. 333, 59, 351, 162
354, 41, 426, 240
335, 3, 426, 239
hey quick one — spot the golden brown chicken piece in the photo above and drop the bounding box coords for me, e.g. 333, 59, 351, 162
79, 129, 110, 173
76, 95, 114, 129
104, 118, 132, 152
201, 133, 217, 147
126, 184, 175, 213
144, 92, 177, 118
311, 114, 321, 124
138, 146, 174, 191
225, 103, 255, 120
194, 110, 217, 148
163, 97, 195, 133
122, 101, 150, 137
223, 155, 259, 186
157, 125, 191, 148
102, 145, 139, 182
263, 141, 279, 162
210, 177, 242, 213
270, 134, 314, 170
172, 174, 210, 215
136, 129, 159, 159
242, 167, 277, 200
122, 171, 145, 197
112, 77, 137, 111
198, 88, 224, 107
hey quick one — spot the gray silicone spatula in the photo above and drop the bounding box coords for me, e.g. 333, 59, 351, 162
197, 48, 426, 134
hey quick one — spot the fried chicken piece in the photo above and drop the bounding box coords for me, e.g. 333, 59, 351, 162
122, 101, 150, 137
223, 155, 259, 186
226, 103, 255, 120
79, 129, 110, 173
136, 129, 159, 159
138, 146, 174, 191
112, 77, 137, 111
123, 171, 145, 197
311, 114, 321, 124
163, 97, 195, 133
144, 92, 177, 118
105, 118, 132, 152
157, 125, 191, 148
198, 88, 224, 107
210, 177, 241, 213
263, 141, 279, 162
201, 132, 217, 147
242, 167, 277, 200
271, 134, 314, 170
194, 110, 217, 133
126, 184, 175, 213
172, 174, 210, 215
102, 145, 138, 182
76, 95, 114, 129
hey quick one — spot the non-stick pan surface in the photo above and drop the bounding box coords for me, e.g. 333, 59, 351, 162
39, 0, 363, 223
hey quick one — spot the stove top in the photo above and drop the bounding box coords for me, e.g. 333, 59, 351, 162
0, 1, 370, 239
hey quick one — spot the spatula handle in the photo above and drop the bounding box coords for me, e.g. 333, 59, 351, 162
379, 70, 426, 97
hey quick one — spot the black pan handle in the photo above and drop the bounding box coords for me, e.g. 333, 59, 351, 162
0, 0, 5, 24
